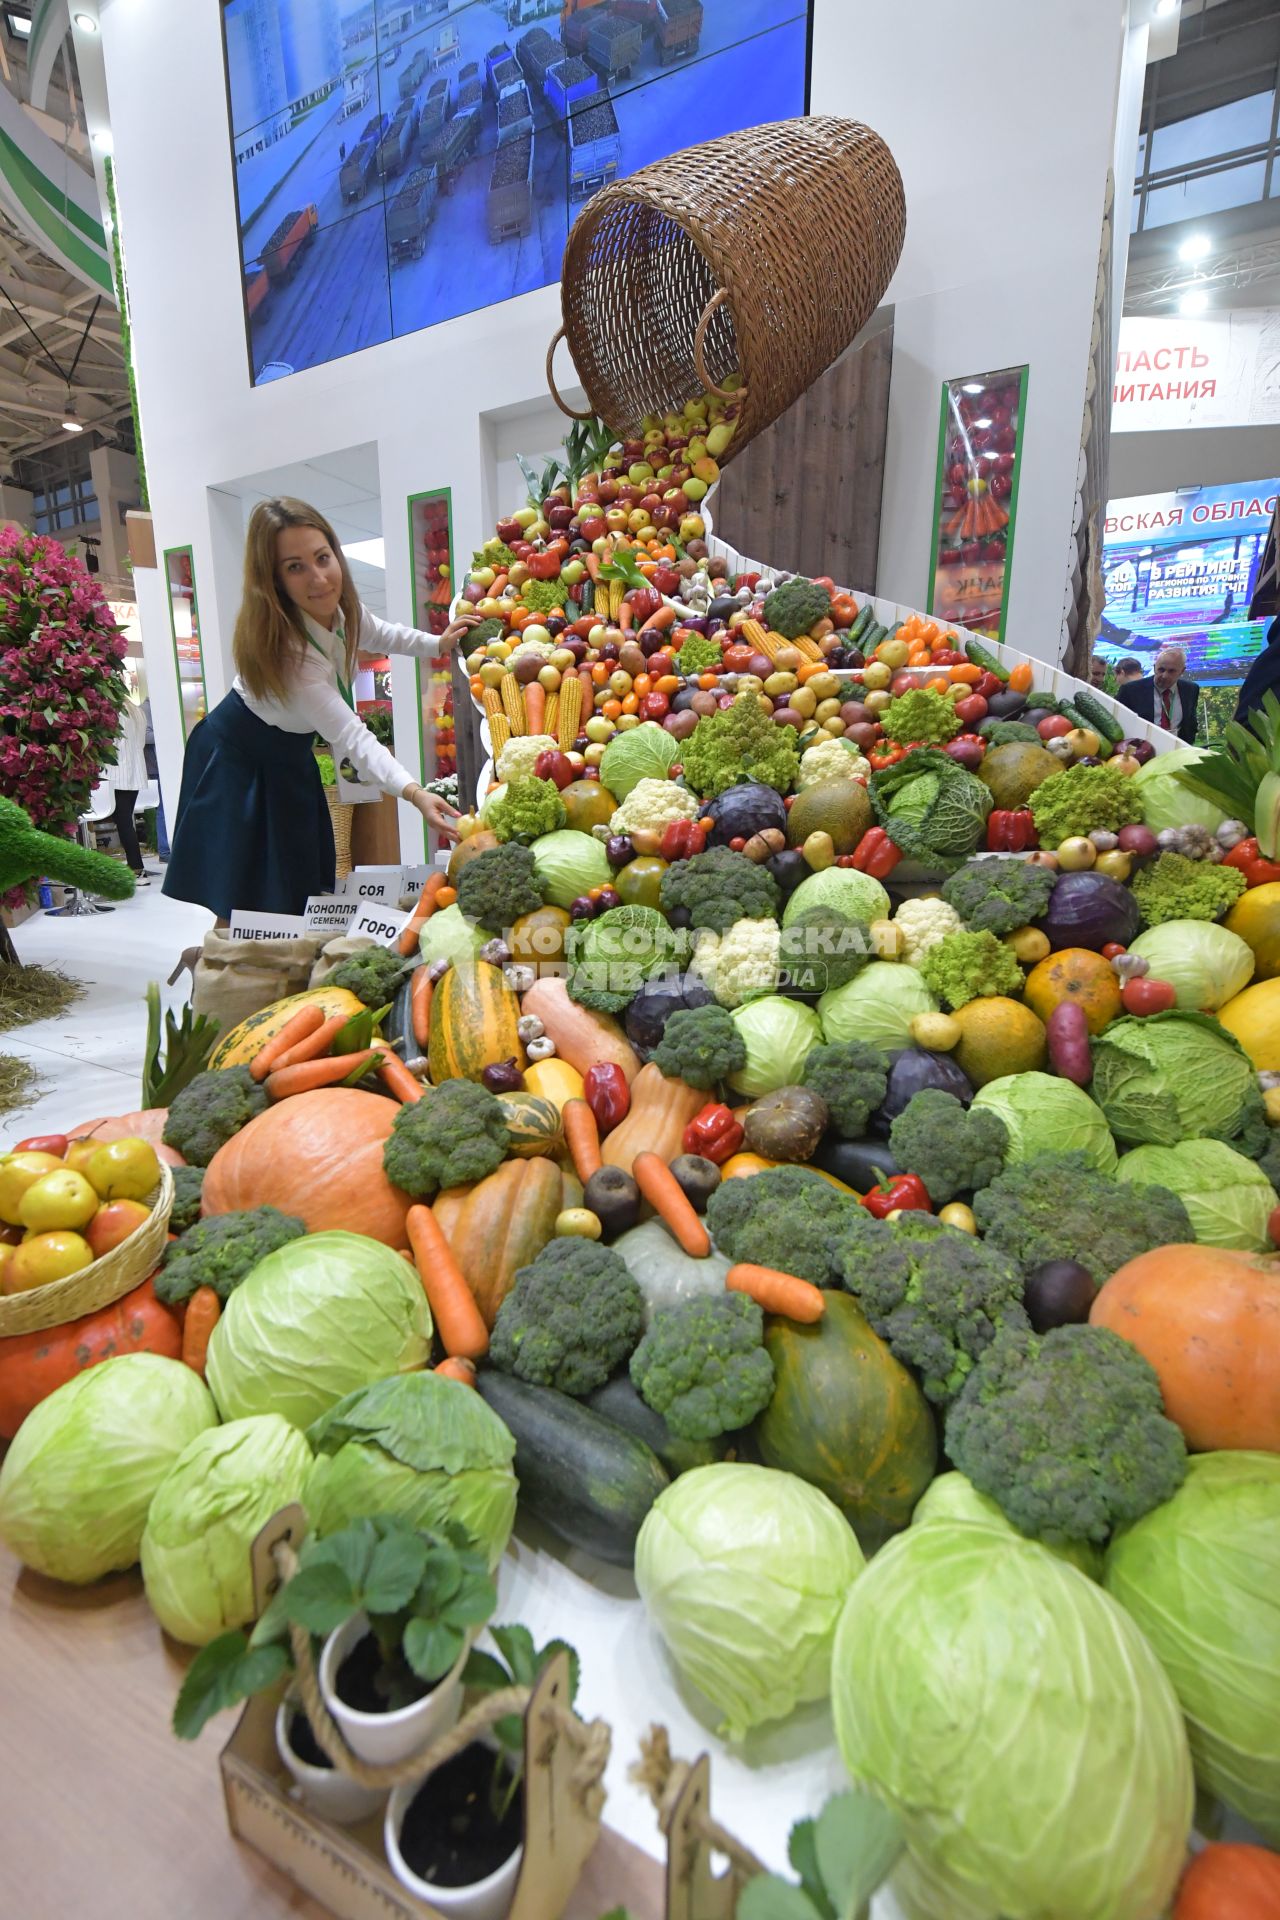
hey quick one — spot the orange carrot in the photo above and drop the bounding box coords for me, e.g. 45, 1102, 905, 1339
434, 1356, 477, 1388
726, 1263, 826, 1322
376, 1047, 425, 1103
266, 1049, 377, 1099
435, 886, 457, 908
633, 1151, 711, 1258
398, 874, 449, 955
272, 1011, 348, 1072
411, 966, 433, 1050
525, 681, 546, 735
182, 1285, 221, 1374
617, 600, 634, 632
249, 1003, 325, 1082
562, 1098, 602, 1183
407, 1203, 489, 1360
645, 603, 678, 632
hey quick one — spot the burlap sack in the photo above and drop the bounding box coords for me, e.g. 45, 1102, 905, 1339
192, 930, 327, 1031
309, 933, 378, 988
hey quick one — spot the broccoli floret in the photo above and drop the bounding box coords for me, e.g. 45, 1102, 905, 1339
382, 1078, 510, 1197
489, 1238, 645, 1397
674, 632, 723, 677
630, 1293, 774, 1440
154, 1205, 306, 1306
168, 1165, 206, 1236
801, 1040, 889, 1138
836, 1208, 1029, 1405
163, 1065, 269, 1167
705, 1164, 861, 1284
456, 843, 543, 935
780, 907, 873, 994
919, 929, 1024, 1010
762, 577, 832, 642
973, 1151, 1192, 1288
941, 856, 1058, 936
880, 688, 960, 748
1254, 1124, 1280, 1194
1131, 851, 1246, 926
658, 844, 779, 934
651, 1004, 746, 1089
678, 696, 801, 800
979, 719, 1042, 747
888, 1089, 1008, 1204
945, 1324, 1187, 1543
329, 946, 413, 1009
466, 616, 506, 646
1214, 1078, 1272, 1160
487, 776, 567, 846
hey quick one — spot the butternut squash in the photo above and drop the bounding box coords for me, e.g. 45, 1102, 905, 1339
431, 1157, 562, 1327
601, 1063, 705, 1175
520, 976, 641, 1084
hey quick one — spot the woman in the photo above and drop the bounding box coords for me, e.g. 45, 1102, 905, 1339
164, 498, 474, 923
103, 694, 152, 885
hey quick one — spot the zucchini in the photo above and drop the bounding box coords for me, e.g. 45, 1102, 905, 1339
1071, 688, 1126, 744
475, 1370, 669, 1566
962, 638, 1009, 683
586, 1375, 729, 1478
846, 603, 873, 644
814, 1134, 902, 1191
387, 974, 428, 1075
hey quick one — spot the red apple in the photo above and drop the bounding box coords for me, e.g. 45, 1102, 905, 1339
533, 750, 574, 790
496, 518, 523, 545
85, 1198, 151, 1259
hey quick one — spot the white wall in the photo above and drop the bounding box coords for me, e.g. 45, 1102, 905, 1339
1110, 422, 1280, 498
101, 0, 1137, 850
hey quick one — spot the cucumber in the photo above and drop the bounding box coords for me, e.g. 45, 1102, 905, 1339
586, 1375, 729, 1478
1058, 701, 1095, 733
862, 621, 886, 650
1071, 688, 1127, 744
846, 604, 872, 644
475, 1370, 669, 1566
962, 638, 1009, 682
387, 975, 428, 1075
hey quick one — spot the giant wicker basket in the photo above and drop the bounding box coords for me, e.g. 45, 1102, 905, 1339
548, 117, 906, 460
0, 1159, 175, 1336
325, 785, 354, 881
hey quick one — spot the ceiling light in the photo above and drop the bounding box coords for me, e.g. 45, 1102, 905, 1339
1179, 233, 1212, 262
1179, 289, 1209, 316
73, 12, 98, 30
1153, 0, 1178, 16
5, 13, 32, 37
91, 129, 113, 153
343, 537, 385, 569
61, 400, 83, 434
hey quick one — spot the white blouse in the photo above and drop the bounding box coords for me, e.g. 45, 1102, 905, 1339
233, 607, 440, 796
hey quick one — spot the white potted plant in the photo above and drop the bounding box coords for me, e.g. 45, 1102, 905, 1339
274, 1691, 385, 1826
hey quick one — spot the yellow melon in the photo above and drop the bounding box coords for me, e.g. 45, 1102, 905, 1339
1216, 978, 1280, 1071
208, 986, 366, 1070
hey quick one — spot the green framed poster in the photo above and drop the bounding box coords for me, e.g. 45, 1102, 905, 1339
163, 544, 207, 743
926, 365, 1029, 641
407, 486, 456, 859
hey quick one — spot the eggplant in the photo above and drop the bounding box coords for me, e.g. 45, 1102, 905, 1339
624, 972, 715, 1054
767, 848, 810, 898
872, 1048, 974, 1134
708, 595, 741, 624
986, 688, 1028, 719
814, 1135, 901, 1191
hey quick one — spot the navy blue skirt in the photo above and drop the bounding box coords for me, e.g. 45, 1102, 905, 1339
162, 691, 335, 918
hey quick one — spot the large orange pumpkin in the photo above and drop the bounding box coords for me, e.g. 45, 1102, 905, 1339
68, 1110, 185, 1167
1090, 1244, 1280, 1452
1175, 1844, 1280, 1920
201, 1089, 411, 1247
0, 1277, 182, 1438
1023, 948, 1122, 1034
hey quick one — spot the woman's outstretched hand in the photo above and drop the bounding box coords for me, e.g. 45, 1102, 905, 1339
437, 609, 484, 654
415, 788, 462, 842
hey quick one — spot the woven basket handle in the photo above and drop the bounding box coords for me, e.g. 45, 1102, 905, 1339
693, 290, 746, 403
546, 327, 595, 422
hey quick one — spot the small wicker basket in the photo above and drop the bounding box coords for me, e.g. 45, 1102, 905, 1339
549, 117, 906, 461
325, 786, 354, 880
0, 1160, 175, 1337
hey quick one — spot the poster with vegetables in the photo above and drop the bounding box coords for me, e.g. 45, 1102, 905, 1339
927, 366, 1028, 640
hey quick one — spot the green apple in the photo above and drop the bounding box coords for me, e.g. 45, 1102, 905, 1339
584, 716, 615, 743
561, 559, 585, 586
512, 507, 538, 529
682, 476, 709, 502
521, 624, 553, 648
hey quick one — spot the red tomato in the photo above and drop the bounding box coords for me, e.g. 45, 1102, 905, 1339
1121, 977, 1178, 1016
1101, 943, 1128, 960
974, 672, 1003, 699
639, 691, 670, 721
954, 694, 989, 726
1038, 715, 1073, 740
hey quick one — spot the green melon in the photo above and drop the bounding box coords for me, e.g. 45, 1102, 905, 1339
785, 779, 873, 854
977, 741, 1061, 811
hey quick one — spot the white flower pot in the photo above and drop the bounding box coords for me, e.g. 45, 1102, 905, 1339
385, 1767, 523, 1920
318, 1612, 466, 1768
275, 1695, 385, 1827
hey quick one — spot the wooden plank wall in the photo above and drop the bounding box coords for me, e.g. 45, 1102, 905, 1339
712, 308, 894, 592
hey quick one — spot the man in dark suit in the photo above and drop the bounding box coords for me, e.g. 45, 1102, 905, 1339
1117, 646, 1200, 743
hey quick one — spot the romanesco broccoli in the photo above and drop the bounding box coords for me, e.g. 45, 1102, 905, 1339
880, 688, 960, 747
652, 1004, 747, 1088
1029, 763, 1144, 849
1131, 851, 1246, 925
487, 777, 567, 846
920, 929, 1025, 1009
679, 696, 800, 799
674, 632, 723, 677
382, 1078, 510, 1196
520, 577, 569, 612
490, 1239, 645, 1397
630, 1293, 774, 1440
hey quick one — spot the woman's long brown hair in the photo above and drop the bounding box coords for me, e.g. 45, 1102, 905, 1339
232, 497, 363, 703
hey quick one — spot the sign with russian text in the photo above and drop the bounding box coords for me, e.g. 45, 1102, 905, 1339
228, 909, 310, 942
303, 895, 359, 935
1113, 314, 1280, 433
349, 903, 410, 947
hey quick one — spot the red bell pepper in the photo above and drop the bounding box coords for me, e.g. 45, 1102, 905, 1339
860, 1172, 931, 1218
661, 818, 708, 860
1223, 837, 1280, 888
869, 746, 906, 771
987, 808, 1038, 852
850, 827, 903, 878
525, 551, 562, 581
683, 1103, 745, 1164
582, 1063, 630, 1134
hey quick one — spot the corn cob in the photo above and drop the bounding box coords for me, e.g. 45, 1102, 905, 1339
557, 674, 582, 750
543, 691, 559, 739
500, 671, 526, 737
738, 620, 784, 661
609, 577, 625, 622
481, 687, 505, 726
488, 712, 511, 758
790, 633, 825, 662
595, 581, 610, 617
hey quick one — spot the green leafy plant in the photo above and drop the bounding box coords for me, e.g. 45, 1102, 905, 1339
172, 1513, 495, 1739
462, 1623, 580, 1820
517, 451, 568, 515
738, 1788, 903, 1920
141, 981, 220, 1108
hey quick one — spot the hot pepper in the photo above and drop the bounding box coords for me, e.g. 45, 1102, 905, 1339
683, 1103, 745, 1165
850, 827, 903, 879
660, 818, 709, 861
1223, 837, 1280, 887
582, 1062, 630, 1134
860, 1172, 932, 1218
987, 807, 1038, 852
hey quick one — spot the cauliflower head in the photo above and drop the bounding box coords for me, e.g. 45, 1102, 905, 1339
610, 778, 702, 838
797, 738, 871, 790
892, 895, 964, 967
691, 918, 782, 1008
496, 734, 558, 785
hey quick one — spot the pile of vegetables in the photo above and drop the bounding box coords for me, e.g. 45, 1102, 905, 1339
3, 436, 1280, 1920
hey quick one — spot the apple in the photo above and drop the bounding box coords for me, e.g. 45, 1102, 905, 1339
86, 1137, 162, 1203
0, 1150, 65, 1226
679, 515, 706, 544
7, 1230, 94, 1292
19, 1167, 100, 1233
15, 1134, 67, 1157
495, 517, 523, 545
605, 509, 629, 533
85, 1198, 151, 1259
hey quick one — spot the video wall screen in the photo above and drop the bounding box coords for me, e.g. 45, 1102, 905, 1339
221, 0, 814, 386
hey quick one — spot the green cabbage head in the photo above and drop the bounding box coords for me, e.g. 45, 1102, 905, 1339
304, 1372, 517, 1570
911, 1470, 1103, 1581
635, 1461, 864, 1741
1090, 1011, 1259, 1147
1106, 1450, 1280, 1845
206, 1231, 432, 1429
832, 1520, 1192, 1920
727, 995, 823, 1098
972, 1070, 1118, 1173
1117, 1139, 1275, 1251
599, 721, 681, 801
0, 1353, 217, 1584
140, 1414, 312, 1645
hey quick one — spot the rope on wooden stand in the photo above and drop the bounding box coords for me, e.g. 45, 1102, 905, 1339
631, 1725, 766, 1889
271, 1539, 611, 1811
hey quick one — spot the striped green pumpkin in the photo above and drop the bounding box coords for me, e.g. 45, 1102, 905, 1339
497, 1093, 562, 1158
